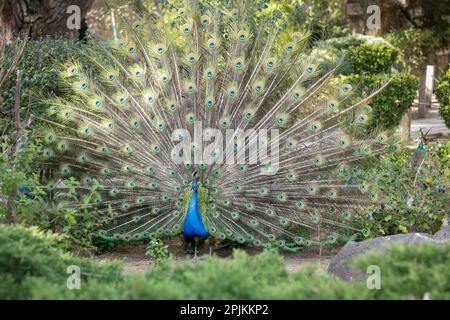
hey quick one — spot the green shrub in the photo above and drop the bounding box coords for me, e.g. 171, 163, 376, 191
0, 224, 122, 299
145, 238, 169, 265
352, 242, 450, 300
352, 143, 448, 237
346, 43, 399, 74
2, 224, 449, 300
0, 130, 103, 254
0, 37, 100, 133
342, 72, 418, 130
386, 28, 441, 73
436, 67, 450, 128
326, 35, 391, 50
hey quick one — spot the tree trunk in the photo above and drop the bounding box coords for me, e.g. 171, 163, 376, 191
0, 0, 94, 40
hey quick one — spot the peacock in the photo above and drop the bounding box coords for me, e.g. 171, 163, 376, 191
37, 1, 398, 252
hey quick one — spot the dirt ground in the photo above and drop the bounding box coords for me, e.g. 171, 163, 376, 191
98, 237, 342, 274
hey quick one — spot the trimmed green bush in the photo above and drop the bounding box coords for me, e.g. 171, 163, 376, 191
353, 242, 450, 300
436, 67, 450, 128
342, 72, 418, 130
0, 224, 122, 299
346, 43, 399, 74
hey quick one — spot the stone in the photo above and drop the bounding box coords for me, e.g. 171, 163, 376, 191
327, 233, 439, 281
433, 226, 450, 242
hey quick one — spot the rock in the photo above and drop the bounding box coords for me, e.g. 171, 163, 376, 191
433, 226, 450, 242
327, 233, 439, 281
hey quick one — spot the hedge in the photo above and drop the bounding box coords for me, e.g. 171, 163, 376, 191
342, 72, 418, 130
1, 224, 449, 300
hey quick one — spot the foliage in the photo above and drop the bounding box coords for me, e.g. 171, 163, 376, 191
342, 72, 418, 130
0, 37, 96, 133
0, 129, 103, 254
327, 37, 417, 130
352, 143, 448, 237
352, 242, 450, 300
436, 67, 450, 128
326, 35, 390, 50
0, 224, 122, 299
145, 238, 169, 265
386, 28, 441, 73
258, 0, 349, 39
1, 224, 449, 299
346, 43, 399, 74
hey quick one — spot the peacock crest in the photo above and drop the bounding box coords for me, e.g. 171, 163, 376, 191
37, 0, 398, 250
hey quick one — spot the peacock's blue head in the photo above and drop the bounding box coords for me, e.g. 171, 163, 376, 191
191, 180, 198, 191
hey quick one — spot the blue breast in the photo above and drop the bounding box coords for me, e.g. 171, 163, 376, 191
182, 190, 209, 237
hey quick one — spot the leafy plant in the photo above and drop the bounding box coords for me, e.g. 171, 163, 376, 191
436, 67, 450, 128
346, 43, 399, 74
386, 28, 441, 73
352, 143, 448, 237
145, 238, 169, 265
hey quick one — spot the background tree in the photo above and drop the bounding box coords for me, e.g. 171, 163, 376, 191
0, 0, 94, 40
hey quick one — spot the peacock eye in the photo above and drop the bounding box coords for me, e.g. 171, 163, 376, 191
129, 47, 136, 53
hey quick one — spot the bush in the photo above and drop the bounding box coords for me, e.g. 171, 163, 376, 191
326, 35, 391, 50
342, 72, 418, 130
351, 142, 448, 237
327, 37, 417, 130
386, 28, 441, 73
346, 43, 399, 74
145, 238, 169, 265
2, 224, 449, 300
436, 67, 450, 128
0, 37, 100, 133
352, 242, 450, 299
0, 224, 122, 299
